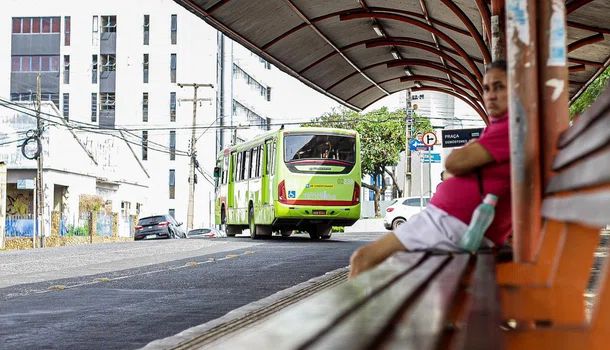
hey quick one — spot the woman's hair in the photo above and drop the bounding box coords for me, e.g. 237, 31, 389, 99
485, 59, 507, 73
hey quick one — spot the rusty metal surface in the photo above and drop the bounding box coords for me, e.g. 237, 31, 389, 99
174, 0, 610, 111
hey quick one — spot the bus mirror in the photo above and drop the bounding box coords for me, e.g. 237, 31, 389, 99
213, 167, 221, 178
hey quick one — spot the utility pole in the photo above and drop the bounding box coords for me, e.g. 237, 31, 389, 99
36, 73, 45, 248
404, 89, 413, 197
177, 83, 214, 231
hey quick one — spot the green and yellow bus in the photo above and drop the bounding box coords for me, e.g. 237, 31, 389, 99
213, 127, 361, 239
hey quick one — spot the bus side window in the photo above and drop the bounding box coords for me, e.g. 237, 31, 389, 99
244, 150, 251, 180
266, 142, 271, 175
237, 152, 242, 182
272, 140, 277, 175
250, 147, 258, 178
258, 145, 263, 177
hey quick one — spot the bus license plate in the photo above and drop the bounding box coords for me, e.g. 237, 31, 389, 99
312, 210, 326, 215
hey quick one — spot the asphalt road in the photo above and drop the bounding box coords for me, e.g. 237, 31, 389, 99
0, 232, 381, 350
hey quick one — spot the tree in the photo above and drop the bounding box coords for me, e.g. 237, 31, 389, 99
303, 107, 432, 217
570, 66, 610, 118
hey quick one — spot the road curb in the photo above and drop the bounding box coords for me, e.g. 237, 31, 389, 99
140, 266, 349, 350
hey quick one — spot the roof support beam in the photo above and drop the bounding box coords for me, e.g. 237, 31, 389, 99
175, 0, 362, 111
401, 76, 487, 121
570, 53, 610, 104
566, 0, 595, 14
568, 33, 605, 53
298, 36, 486, 76
412, 86, 488, 122
281, 0, 390, 97
568, 58, 604, 67
366, 39, 482, 92
207, 0, 231, 14
440, 0, 491, 63
566, 21, 610, 34
418, 0, 456, 88
340, 12, 483, 80
568, 64, 586, 73
475, 0, 492, 43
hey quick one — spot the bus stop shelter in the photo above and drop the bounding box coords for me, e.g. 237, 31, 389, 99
173, 0, 610, 262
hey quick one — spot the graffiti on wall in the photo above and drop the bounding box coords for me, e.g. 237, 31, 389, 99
6, 189, 33, 215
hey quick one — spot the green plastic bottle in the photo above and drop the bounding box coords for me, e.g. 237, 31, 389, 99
459, 194, 498, 252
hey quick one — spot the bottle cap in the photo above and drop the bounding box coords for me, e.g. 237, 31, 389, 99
484, 194, 498, 206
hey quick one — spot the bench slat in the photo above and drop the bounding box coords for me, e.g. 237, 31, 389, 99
546, 148, 610, 194
304, 254, 455, 350
542, 191, 610, 227
450, 254, 505, 350
558, 81, 610, 148
204, 252, 428, 350
552, 112, 610, 171
384, 254, 470, 350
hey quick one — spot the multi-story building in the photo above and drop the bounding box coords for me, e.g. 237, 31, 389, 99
1, 0, 341, 234
2, 0, 218, 231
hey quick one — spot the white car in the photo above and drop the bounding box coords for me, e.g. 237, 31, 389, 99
383, 197, 431, 230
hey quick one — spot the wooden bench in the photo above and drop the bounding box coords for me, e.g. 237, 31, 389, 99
496, 83, 610, 348
201, 251, 505, 349
195, 85, 610, 350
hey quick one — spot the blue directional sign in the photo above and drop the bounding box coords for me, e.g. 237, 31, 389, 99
422, 153, 441, 163
441, 128, 484, 148
409, 139, 432, 151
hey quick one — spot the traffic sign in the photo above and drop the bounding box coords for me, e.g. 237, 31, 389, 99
422, 153, 441, 163
422, 132, 437, 147
441, 128, 484, 148
409, 139, 432, 151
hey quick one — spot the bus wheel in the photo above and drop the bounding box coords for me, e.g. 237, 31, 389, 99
226, 225, 240, 237
248, 206, 259, 240
318, 224, 333, 239
280, 230, 293, 237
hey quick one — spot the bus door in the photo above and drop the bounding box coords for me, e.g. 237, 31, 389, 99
263, 139, 276, 205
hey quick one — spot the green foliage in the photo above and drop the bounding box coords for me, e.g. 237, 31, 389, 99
332, 226, 345, 233
66, 225, 89, 236
570, 66, 610, 118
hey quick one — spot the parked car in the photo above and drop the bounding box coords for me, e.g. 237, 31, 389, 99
134, 215, 186, 240
383, 197, 431, 230
187, 228, 226, 238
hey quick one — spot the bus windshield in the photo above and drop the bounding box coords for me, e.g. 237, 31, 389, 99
284, 134, 356, 163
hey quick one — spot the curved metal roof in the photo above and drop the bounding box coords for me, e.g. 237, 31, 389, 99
175, 0, 610, 121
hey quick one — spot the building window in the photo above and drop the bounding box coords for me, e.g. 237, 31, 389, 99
64, 16, 71, 45
266, 87, 272, 102
91, 93, 98, 122
169, 130, 176, 161
169, 169, 175, 199
170, 54, 177, 83
11, 93, 59, 108
92, 16, 99, 45
169, 209, 175, 219
143, 15, 150, 45
143, 54, 149, 83
63, 93, 69, 119
142, 93, 148, 122
142, 131, 148, 160
171, 15, 177, 45
92, 55, 98, 84
101, 16, 117, 33
233, 64, 268, 99
101, 54, 116, 71
170, 92, 176, 122
101, 93, 115, 111
12, 17, 61, 34
63, 55, 70, 84
11, 56, 60, 72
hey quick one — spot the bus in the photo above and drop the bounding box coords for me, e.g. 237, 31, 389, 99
213, 127, 361, 239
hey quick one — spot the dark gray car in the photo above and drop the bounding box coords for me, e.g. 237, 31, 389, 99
134, 214, 186, 240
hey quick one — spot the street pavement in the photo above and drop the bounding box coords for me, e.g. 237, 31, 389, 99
0, 231, 383, 350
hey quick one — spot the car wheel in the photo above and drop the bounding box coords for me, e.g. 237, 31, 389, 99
391, 218, 406, 230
